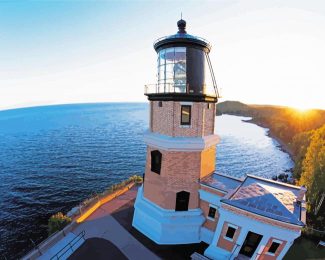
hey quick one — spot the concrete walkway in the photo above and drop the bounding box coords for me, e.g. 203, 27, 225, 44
71, 186, 160, 260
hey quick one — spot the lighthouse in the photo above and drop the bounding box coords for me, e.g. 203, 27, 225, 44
132, 19, 220, 244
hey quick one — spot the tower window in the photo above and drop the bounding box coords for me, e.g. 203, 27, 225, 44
158, 101, 163, 107
175, 191, 190, 211
225, 226, 236, 240
181, 105, 191, 125
207, 103, 211, 109
208, 206, 216, 219
268, 241, 281, 254
151, 150, 162, 174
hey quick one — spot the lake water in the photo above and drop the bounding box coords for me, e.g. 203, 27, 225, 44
0, 103, 293, 258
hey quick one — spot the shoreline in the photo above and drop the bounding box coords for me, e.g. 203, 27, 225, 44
241, 118, 295, 161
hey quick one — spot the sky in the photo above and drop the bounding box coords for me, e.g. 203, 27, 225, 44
0, 0, 324, 110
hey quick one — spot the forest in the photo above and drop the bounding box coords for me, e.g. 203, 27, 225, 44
216, 101, 325, 235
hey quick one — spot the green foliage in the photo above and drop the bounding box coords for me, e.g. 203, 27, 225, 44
129, 175, 143, 183
284, 237, 325, 259
48, 212, 71, 235
291, 130, 314, 179
107, 175, 143, 192
215, 101, 251, 116
299, 125, 325, 210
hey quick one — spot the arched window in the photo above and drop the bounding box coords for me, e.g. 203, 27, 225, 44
175, 191, 190, 211
151, 150, 162, 174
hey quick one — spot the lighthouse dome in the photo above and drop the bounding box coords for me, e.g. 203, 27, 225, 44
153, 19, 211, 52
146, 19, 219, 102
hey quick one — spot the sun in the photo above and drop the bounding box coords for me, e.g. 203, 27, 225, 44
295, 107, 310, 113
291, 102, 314, 114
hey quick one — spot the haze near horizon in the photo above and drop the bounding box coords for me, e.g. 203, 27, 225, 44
1, 0, 325, 110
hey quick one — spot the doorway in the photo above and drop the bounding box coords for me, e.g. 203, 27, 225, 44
239, 231, 263, 257
175, 191, 190, 211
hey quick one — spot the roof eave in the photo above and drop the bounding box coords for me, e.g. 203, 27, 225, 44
221, 200, 305, 228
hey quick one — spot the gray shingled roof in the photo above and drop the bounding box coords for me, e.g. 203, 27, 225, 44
200, 172, 242, 193
221, 175, 305, 226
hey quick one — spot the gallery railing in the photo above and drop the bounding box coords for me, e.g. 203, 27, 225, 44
144, 83, 219, 97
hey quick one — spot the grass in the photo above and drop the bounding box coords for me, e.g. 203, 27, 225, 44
284, 237, 325, 260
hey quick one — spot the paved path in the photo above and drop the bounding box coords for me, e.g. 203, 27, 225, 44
72, 186, 160, 260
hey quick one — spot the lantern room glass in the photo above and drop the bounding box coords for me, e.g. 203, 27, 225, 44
157, 47, 186, 93
155, 47, 216, 97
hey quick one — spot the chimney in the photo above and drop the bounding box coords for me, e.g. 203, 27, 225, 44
297, 186, 307, 202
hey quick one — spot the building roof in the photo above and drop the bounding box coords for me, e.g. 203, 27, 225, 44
200, 172, 242, 193
153, 19, 211, 52
221, 175, 306, 226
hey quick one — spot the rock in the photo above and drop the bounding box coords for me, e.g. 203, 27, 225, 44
67, 206, 79, 218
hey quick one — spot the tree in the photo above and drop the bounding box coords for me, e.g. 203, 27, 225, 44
299, 125, 325, 211
291, 130, 314, 179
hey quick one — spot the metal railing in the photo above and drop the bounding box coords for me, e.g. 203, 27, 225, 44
50, 230, 85, 260
23, 230, 61, 259
144, 83, 219, 97
145, 83, 187, 94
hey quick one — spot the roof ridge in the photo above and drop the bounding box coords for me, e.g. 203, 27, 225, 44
246, 174, 301, 190
227, 175, 249, 199
214, 172, 243, 182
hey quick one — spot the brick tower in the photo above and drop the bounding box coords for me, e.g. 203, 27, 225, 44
132, 19, 220, 244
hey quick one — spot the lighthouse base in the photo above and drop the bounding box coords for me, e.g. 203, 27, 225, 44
132, 185, 205, 244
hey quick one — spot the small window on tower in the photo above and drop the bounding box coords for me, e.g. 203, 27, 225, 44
207, 103, 211, 109
158, 101, 163, 107
151, 150, 162, 174
181, 105, 191, 125
208, 206, 216, 219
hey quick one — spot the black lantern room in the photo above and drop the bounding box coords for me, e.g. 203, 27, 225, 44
145, 19, 220, 102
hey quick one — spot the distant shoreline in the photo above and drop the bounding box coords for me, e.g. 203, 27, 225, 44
241, 117, 294, 160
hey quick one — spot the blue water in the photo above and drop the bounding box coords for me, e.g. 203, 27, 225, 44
0, 103, 293, 259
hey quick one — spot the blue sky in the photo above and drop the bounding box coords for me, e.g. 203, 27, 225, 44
1, 0, 325, 110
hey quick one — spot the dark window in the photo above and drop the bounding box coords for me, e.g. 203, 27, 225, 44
268, 241, 280, 254
175, 191, 190, 211
151, 150, 162, 174
158, 101, 163, 107
181, 105, 191, 125
207, 103, 211, 109
225, 226, 236, 239
208, 207, 216, 218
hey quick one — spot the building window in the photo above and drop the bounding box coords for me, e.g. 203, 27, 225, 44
207, 103, 211, 109
225, 226, 236, 240
158, 101, 163, 107
175, 191, 190, 211
151, 150, 162, 174
208, 206, 216, 219
268, 241, 281, 254
181, 105, 191, 125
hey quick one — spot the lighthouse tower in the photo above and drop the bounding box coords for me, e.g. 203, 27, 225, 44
133, 19, 220, 244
